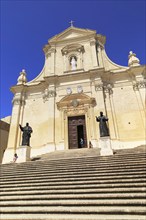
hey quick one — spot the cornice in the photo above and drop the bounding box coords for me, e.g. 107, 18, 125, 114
48, 26, 96, 42
96, 34, 106, 46
10, 81, 46, 94
10, 84, 26, 94
46, 33, 97, 46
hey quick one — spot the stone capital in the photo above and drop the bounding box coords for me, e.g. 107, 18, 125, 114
12, 93, 26, 106
95, 83, 103, 91
133, 80, 146, 91
42, 88, 56, 102
90, 39, 96, 46
103, 83, 113, 95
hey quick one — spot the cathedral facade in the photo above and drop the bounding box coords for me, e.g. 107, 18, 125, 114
3, 26, 146, 163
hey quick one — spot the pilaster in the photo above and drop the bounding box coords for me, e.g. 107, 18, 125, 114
95, 80, 106, 113
3, 92, 25, 163
43, 86, 56, 148
133, 80, 146, 128
90, 39, 98, 67
45, 53, 51, 76
94, 80, 106, 144
103, 84, 119, 140
50, 48, 56, 74
63, 53, 67, 72
97, 46, 104, 67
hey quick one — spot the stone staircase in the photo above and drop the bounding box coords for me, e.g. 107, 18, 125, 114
0, 146, 146, 220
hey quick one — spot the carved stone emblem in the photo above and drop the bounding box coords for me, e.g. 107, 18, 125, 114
66, 87, 72, 95
71, 99, 79, 107
77, 85, 83, 93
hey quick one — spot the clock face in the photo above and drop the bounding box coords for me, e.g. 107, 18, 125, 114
66, 87, 72, 94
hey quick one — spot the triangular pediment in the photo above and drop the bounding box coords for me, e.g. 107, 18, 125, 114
49, 26, 96, 43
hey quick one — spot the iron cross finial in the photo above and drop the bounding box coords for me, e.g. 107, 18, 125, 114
69, 20, 74, 27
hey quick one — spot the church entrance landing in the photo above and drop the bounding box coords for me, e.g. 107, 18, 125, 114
68, 115, 87, 149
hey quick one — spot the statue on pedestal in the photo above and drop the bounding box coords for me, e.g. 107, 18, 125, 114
71, 57, 77, 70
19, 123, 33, 146
96, 112, 109, 137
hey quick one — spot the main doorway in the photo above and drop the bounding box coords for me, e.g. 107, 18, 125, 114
68, 115, 87, 149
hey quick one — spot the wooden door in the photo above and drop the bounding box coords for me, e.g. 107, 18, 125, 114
68, 115, 87, 149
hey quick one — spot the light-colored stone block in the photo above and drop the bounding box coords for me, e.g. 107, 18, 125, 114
17, 145, 31, 163
99, 137, 113, 156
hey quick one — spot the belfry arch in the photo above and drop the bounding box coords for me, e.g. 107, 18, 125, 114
57, 93, 96, 149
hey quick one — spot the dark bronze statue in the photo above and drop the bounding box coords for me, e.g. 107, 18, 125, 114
96, 112, 109, 137
19, 123, 33, 146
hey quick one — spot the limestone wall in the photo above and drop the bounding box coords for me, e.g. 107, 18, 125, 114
0, 120, 10, 163
3, 26, 145, 163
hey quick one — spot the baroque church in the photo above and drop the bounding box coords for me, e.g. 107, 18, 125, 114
2, 25, 146, 163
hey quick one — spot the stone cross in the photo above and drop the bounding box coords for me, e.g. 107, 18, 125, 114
69, 20, 74, 27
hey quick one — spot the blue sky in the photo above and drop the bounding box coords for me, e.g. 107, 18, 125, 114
1, 0, 146, 118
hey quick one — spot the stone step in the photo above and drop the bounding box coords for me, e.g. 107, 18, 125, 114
0, 170, 145, 182
1, 156, 146, 174
1, 163, 145, 177
0, 174, 145, 186
1, 187, 145, 198
0, 147, 145, 219
0, 187, 145, 196
1, 192, 145, 200
39, 150, 146, 159
1, 177, 145, 188
1, 166, 145, 180
1, 150, 146, 167
0, 213, 146, 220
2, 154, 146, 167
1, 198, 146, 205
1, 181, 145, 190
1, 205, 146, 214
0, 183, 145, 192
38, 146, 146, 157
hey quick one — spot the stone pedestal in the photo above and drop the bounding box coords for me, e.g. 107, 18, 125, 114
17, 145, 31, 163
99, 137, 113, 156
